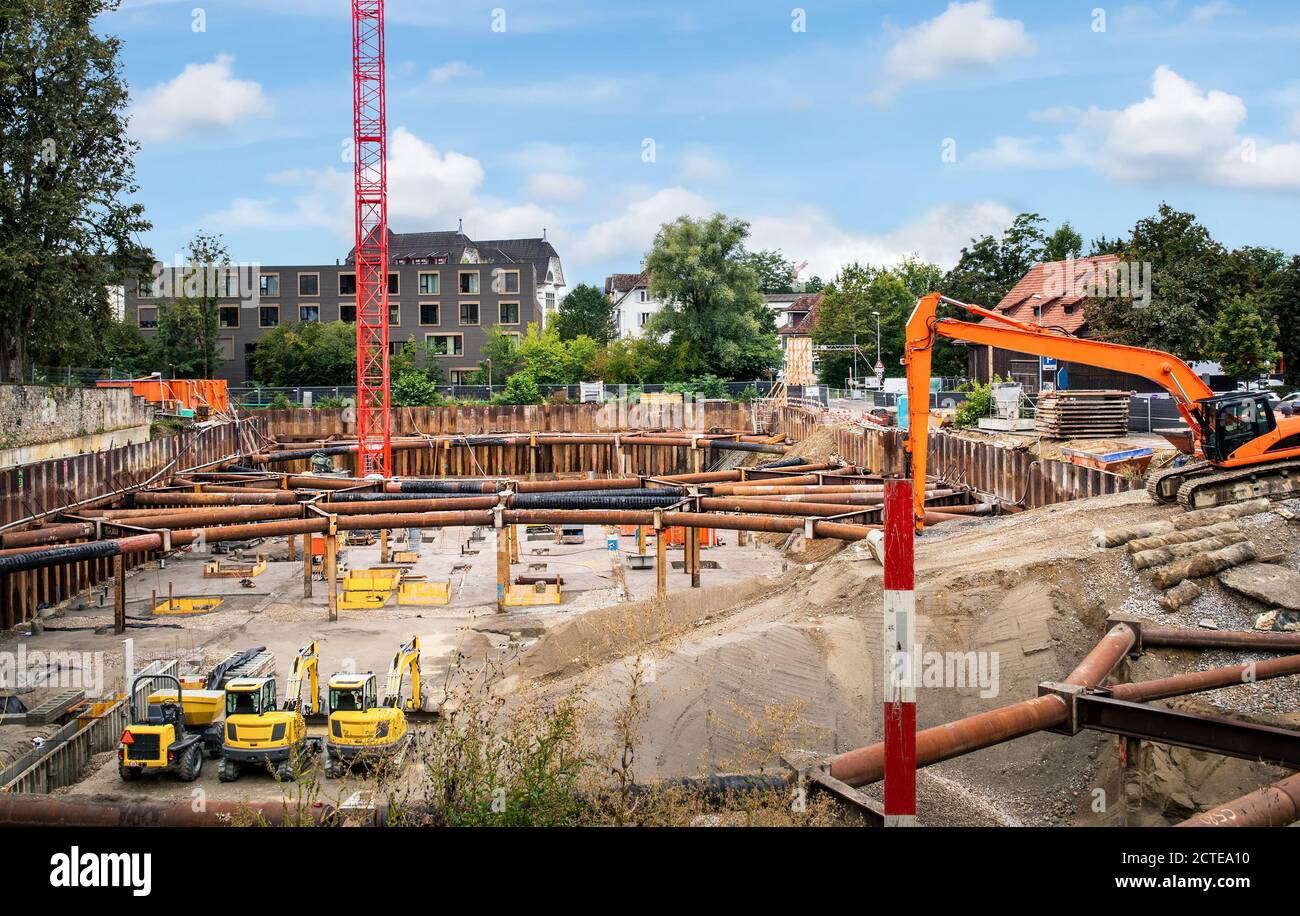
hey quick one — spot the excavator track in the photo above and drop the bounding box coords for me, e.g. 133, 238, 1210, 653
1146, 460, 1210, 504
1174, 459, 1300, 510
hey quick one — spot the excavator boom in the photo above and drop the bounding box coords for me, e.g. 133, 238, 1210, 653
384, 636, 421, 712
283, 641, 319, 715
904, 292, 1300, 528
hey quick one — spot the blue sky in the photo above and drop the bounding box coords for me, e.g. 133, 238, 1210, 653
106, 0, 1300, 285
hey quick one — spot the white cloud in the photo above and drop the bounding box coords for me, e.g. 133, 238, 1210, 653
573, 188, 710, 265
747, 202, 1017, 279
206, 128, 559, 243
1190, 2, 1235, 22
129, 55, 270, 142
876, 1, 1032, 100
426, 61, 477, 83
968, 66, 1300, 192
677, 151, 730, 183
524, 171, 588, 201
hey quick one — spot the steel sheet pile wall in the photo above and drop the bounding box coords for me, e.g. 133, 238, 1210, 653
775, 405, 1141, 510
0, 420, 258, 627
256, 402, 754, 440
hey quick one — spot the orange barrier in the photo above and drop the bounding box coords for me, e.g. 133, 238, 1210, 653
98, 378, 229, 413
664, 526, 717, 548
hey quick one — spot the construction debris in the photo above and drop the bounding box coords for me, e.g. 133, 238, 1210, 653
1130, 531, 1250, 571
1126, 521, 1242, 554
1159, 580, 1203, 613
1218, 563, 1300, 612
1150, 541, 1259, 589
1096, 498, 1273, 547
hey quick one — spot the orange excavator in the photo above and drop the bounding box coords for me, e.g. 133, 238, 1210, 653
904, 292, 1300, 531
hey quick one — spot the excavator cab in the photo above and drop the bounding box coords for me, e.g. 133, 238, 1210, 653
325, 637, 419, 778
1199, 394, 1276, 463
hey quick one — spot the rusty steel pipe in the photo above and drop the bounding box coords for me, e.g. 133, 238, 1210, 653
1143, 627, 1300, 653
0, 522, 97, 549
132, 491, 297, 507
0, 794, 336, 827
325, 496, 500, 514
1175, 772, 1300, 828
829, 624, 1137, 788
1109, 654, 1300, 703
699, 498, 878, 518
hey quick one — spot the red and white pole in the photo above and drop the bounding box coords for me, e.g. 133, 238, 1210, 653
882, 477, 916, 826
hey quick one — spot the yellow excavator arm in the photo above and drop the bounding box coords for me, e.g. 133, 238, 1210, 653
283, 641, 320, 715
904, 292, 1219, 531
383, 636, 421, 712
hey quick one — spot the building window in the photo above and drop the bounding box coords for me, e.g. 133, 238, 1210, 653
449, 368, 474, 385
259, 306, 279, 328
339, 304, 356, 323
299, 304, 320, 322
217, 337, 235, 362
218, 305, 240, 328
389, 302, 400, 326
638, 312, 650, 327
260, 274, 279, 297
220, 271, 241, 298
458, 271, 479, 294
137, 307, 158, 329
419, 302, 440, 326
388, 272, 399, 295
298, 273, 320, 296
637, 289, 649, 303
459, 301, 479, 325
545, 292, 556, 312
426, 334, 463, 357
418, 272, 440, 295
498, 301, 520, 325
339, 273, 356, 296
493, 269, 520, 294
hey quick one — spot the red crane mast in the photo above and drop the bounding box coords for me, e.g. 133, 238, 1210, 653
351, 0, 391, 477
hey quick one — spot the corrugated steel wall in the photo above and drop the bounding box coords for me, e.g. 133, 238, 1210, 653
0, 420, 258, 628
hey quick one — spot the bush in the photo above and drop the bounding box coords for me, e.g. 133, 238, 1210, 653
268, 392, 294, 410
952, 375, 1002, 429
391, 372, 444, 407
663, 374, 730, 399
735, 385, 761, 403
492, 371, 541, 405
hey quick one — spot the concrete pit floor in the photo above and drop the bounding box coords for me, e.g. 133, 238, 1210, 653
1, 523, 785, 805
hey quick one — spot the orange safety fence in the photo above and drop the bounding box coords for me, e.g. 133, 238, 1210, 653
97, 378, 229, 413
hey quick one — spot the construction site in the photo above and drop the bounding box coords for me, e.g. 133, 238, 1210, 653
2, 9, 1299, 876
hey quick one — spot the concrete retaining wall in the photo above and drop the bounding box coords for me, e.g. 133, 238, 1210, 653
0, 385, 153, 468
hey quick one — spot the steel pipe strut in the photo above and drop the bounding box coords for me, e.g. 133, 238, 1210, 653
1175, 772, 1300, 828
1108, 654, 1300, 703
1144, 627, 1300, 652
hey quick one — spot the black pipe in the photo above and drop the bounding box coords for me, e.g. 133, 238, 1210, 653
510, 492, 684, 510
755, 456, 806, 470
396, 480, 503, 494
259, 445, 353, 463
0, 540, 127, 576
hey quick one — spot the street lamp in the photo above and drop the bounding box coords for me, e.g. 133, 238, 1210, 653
872, 311, 881, 365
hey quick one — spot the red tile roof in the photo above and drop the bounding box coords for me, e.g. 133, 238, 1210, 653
604, 272, 648, 296
779, 293, 823, 336
982, 254, 1122, 335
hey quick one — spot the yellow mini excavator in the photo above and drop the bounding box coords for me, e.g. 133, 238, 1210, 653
218, 641, 322, 782
325, 636, 421, 778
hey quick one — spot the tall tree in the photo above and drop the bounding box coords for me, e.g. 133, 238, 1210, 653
739, 248, 796, 293
644, 214, 782, 379
155, 232, 229, 378
1209, 293, 1280, 381
249, 321, 356, 386
1275, 256, 1300, 386
552, 282, 615, 344
1084, 204, 1229, 361
1043, 222, 1084, 262
941, 212, 1048, 309
0, 0, 151, 380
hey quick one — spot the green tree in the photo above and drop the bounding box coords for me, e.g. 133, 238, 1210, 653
941, 212, 1048, 309
249, 321, 357, 386
643, 214, 782, 379
1275, 256, 1300, 386
492, 370, 541, 405
739, 249, 796, 293
389, 339, 445, 405
585, 337, 668, 384
0, 0, 152, 380
154, 232, 230, 377
101, 319, 158, 377
1084, 204, 1229, 360
813, 263, 911, 387
1043, 222, 1084, 262
514, 324, 595, 384
551, 283, 615, 344
1209, 293, 1281, 381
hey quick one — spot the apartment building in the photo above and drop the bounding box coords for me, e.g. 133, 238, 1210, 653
123, 229, 566, 385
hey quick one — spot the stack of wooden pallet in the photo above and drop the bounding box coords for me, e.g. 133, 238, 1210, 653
1035, 389, 1130, 438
